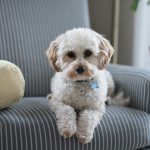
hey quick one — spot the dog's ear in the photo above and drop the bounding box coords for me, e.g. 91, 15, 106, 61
46, 41, 61, 72
97, 36, 114, 70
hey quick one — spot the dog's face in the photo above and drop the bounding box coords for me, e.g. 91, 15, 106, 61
46, 28, 114, 81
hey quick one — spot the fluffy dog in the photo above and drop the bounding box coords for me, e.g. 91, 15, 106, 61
46, 28, 129, 143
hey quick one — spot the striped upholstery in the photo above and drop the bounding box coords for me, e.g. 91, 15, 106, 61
0, 97, 150, 150
0, 0, 90, 97
108, 64, 150, 113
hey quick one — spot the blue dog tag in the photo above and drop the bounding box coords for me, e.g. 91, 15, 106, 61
90, 82, 99, 90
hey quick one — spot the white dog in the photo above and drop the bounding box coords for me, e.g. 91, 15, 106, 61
46, 28, 129, 143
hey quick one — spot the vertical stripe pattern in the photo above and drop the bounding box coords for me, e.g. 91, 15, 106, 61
108, 64, 150, 113
0, 97, 150, 150
0, 0, 90, 96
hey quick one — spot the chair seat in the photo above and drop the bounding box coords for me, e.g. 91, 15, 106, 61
0, 97, 150, 150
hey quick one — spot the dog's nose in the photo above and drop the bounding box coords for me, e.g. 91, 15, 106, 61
76, 66, 84, 74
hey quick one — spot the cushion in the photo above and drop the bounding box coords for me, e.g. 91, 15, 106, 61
0, 97, 150, 150
0, 60, 25, 109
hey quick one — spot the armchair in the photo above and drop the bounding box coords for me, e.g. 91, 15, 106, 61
0, 0, 150, 150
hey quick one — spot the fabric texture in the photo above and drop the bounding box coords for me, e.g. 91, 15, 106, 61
0, 0, 90, 97
0, 97, 150, 150
108, 64, 150, 113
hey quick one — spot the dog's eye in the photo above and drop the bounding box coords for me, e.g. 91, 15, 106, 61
84, 49, 92, 57
67, 51, 76, 59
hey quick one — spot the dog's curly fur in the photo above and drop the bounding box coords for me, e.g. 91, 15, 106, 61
46, 28, 129, 143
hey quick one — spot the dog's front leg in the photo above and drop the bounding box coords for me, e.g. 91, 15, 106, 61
76, 108, 105, 143
49, 100, 77, 138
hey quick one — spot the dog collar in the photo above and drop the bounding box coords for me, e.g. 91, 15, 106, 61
76, 80, 89, 83
75, 79, 99, 90
76, 78, 94, 83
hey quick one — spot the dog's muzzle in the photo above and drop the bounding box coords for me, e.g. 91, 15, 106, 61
76, 66, 84, 74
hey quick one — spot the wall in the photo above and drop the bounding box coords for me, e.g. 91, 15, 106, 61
117, 1, 135, 65
88, 0, 113, 42
118, 0, 150, 67
89, 0, 150, 67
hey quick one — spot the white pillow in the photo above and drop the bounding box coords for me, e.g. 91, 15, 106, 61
0, 60, 25, 109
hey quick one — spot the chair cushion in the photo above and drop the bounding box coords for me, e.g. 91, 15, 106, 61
0, 97, 150, 150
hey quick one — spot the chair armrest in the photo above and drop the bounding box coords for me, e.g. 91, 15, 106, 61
107, 64, 150, 113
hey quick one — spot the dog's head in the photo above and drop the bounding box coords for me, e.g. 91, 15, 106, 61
46, 28, 114, 81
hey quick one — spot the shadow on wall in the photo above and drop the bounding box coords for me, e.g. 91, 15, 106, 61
88, 0, 113, 43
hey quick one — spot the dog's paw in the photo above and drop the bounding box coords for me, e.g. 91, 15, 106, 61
76, 131, 93, 144
58, 124, 77, 138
